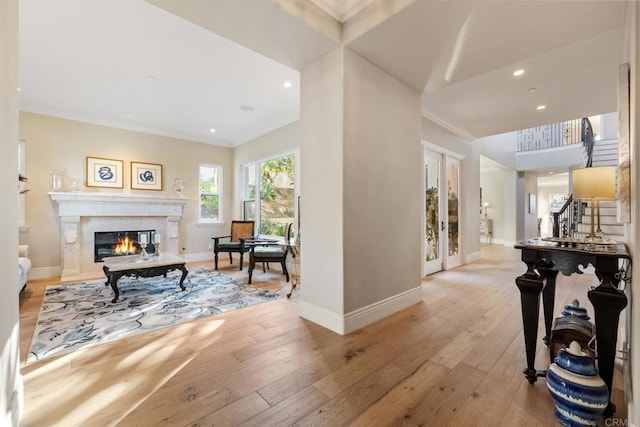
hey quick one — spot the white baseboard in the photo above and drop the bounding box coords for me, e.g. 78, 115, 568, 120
183, 251, 214, 263
10, 374, 23, 427
298, 300, 346, 335
299, 286, 423, 335
28, 266, 61, 280
465, 251, 481, 263
344, 286, 423, 334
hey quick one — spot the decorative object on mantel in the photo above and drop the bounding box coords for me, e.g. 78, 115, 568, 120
172, 177, 184, 195
131, 161, 163, 190
546, 341, 608, 426
86, 156, 124, 188
50, 169, 62, 191
26, 267, 280, 363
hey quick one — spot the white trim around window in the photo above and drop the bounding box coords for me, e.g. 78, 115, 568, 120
198, 164, 223, 224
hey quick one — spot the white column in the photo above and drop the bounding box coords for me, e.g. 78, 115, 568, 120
299, 47, 423, 334
166, 215, 181, 255
60, 216, 81, 279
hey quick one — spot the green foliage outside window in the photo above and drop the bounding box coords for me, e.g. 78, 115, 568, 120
200, 165, 220, 220
259, 155, 295, 236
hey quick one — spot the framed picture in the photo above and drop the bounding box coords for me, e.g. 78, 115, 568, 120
86, 156, 124, 188
131, 161, 163, 191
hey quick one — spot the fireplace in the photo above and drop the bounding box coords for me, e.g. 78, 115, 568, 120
49, 192, 187, 280
94, 229, 156, 262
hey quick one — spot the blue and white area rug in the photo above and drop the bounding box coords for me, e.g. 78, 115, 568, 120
27, 267, 279, 363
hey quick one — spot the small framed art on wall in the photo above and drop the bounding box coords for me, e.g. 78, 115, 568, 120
131, 161, 163, 190
86, 156, 124, 188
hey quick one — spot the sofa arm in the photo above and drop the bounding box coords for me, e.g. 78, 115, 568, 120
19, 245, 29, 258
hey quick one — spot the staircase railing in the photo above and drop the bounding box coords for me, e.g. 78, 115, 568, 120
552, 195, 573, 238
582, 117, 595, 167
516, 117, 593, 153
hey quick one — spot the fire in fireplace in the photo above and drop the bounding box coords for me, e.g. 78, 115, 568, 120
94, 230, 156, 262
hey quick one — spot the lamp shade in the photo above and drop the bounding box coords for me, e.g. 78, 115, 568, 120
572, 166, 616, 200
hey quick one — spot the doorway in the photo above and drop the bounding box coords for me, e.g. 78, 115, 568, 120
424, 147, 462, 275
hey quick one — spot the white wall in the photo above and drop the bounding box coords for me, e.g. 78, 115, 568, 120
298, 48, 346, 324
1, 0, 22, 424
481, 168, 509, 244
475, 131, 517, 170
342, 48, 422, 313
537, 182, 569, 237
297, 47, 423, 333
19, 112, 234, 273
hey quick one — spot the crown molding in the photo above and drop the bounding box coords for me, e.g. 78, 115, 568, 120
421, 109, 476, 142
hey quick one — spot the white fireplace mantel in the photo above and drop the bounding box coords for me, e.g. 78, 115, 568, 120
49, 192, 188, 217
49, 192, 189, 280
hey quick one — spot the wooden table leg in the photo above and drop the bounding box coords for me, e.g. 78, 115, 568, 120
588, 258, 627, 417
538, 262, 558, 347
516, 250, 546, 383
178, 265, 188, 291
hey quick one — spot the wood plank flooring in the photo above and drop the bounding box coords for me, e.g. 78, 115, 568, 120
18, 245, 627, 426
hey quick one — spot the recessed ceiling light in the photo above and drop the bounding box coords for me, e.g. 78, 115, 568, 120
528, 87, 536, 93
17, 87, 21, 92
537, 105, 546, 110
209, 128, 216, 133
239, 105, 254, 112
513, 69, 525, 77
283, 81, 292, 88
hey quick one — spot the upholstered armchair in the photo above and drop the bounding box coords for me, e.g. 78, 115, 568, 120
212, 221, 255, 270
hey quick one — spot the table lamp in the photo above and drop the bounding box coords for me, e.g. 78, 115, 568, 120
571, 166, 616, 241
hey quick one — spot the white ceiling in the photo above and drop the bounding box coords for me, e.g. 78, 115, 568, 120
19, 0, 627, 147
19, 0, 301, 147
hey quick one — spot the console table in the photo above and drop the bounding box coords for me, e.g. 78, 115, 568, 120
514, 239, 629, 417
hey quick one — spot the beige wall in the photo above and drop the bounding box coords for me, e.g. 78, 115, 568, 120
1, 0, 21, 424
19, 112, 233, 273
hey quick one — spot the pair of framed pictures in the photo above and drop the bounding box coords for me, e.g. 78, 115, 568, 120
86, 156, 163, 190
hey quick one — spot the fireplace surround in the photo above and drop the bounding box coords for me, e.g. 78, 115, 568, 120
49, 192, 188, 280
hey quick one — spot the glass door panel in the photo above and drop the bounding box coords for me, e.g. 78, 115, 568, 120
446, 158, 462, 268
424, 150, 443, 275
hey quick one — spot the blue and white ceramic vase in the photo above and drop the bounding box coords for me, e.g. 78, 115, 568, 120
546, 341, 608, 426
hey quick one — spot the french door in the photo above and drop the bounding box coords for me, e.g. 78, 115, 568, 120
424, 148, 462, 275
424, 150, 443, 275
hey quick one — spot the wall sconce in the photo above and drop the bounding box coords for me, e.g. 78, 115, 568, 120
571, 166, 616, 241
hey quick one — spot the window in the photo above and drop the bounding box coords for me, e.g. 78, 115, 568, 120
243, 153, 297, 237
199, 164, 222, 222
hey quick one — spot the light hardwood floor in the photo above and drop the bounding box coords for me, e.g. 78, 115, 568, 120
18, 245, 626, 426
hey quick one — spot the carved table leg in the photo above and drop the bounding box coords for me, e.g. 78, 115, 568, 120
108, 272, 126, 303
538, 262, 559, 347
516, 250, 546, 384
178, 265, 188, 291
588, 258, 627, 417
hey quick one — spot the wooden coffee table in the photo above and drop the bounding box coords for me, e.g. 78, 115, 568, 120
102, 253, 188, 303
